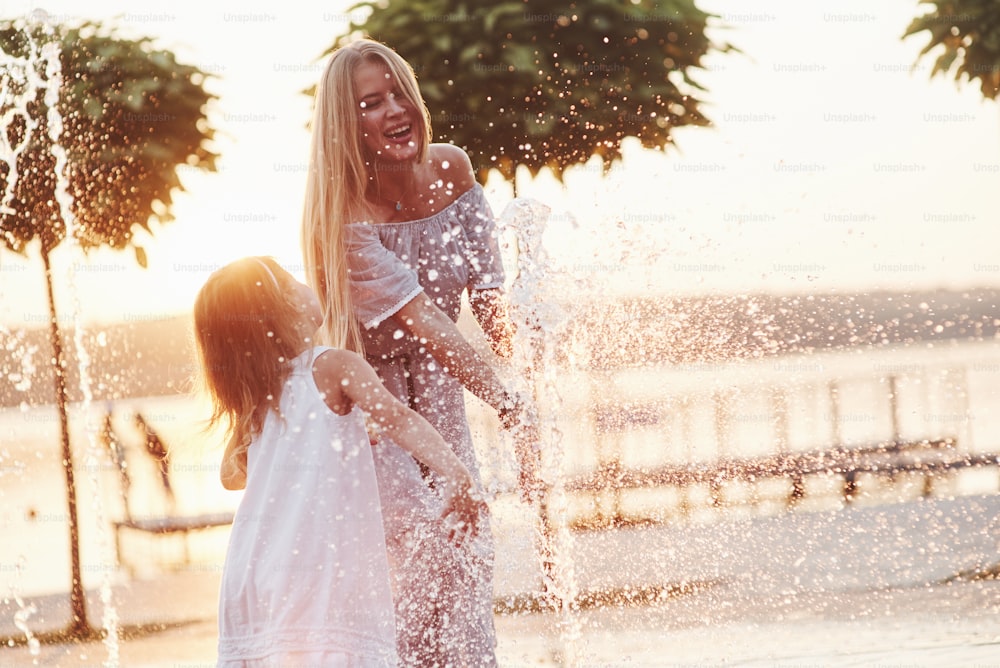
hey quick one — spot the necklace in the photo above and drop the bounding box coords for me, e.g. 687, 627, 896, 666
370, 182, 408, 213
370, 168, 415, 215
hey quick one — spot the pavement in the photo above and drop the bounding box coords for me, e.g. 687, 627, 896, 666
3, 494, 1000, 667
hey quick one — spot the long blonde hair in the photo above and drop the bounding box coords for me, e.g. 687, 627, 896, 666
301, 38, 432, 353
193, 256, 305, 470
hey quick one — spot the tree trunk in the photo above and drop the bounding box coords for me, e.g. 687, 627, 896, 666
41, 247, 91, 637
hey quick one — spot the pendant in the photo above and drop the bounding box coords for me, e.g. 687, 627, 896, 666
395, 201, 402, 211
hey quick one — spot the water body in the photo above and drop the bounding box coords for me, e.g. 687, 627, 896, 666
3, 339, 998, 603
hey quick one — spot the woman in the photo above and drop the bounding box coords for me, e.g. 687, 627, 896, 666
301, 39, 539, 667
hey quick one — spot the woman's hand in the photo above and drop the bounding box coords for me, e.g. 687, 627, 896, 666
500, 394, 546, 504
440, 482, 487, 547
513, 424, 545, 505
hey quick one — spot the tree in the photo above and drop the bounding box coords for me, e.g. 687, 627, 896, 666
905, 0, 1000, 100
0, 17, 217, 640
326, 0, 730, 183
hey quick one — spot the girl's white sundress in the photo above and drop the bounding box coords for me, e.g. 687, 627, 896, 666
217, 347, 398, 667
345, 184, 502, 667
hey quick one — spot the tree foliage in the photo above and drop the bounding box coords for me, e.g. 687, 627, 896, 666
905, 0, 1000, 100
0, 19, 217, 261
328, 0, 730, 183
0, 16, 218, 638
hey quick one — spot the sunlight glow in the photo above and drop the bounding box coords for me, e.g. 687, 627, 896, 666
1, 0, 997, 327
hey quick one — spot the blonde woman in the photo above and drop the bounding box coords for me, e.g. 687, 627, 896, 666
302, 38, 538, 667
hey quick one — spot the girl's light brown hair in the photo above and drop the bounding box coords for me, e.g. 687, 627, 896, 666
193, 257, 305, 473
301, 38, 432, 354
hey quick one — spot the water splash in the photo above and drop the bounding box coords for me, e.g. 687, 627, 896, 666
71, 292, 120, 665
9, 557, 40, 662
499, 198, 582, 664
0, 326, 37, 393
1, 12, 119, 663
0, 20, 39, 222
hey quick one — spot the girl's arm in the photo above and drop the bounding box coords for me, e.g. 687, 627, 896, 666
220, 434, 247, 491
312, 348, 487, 540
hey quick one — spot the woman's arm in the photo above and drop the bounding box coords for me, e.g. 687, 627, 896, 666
469, 288, 514, 360
437, 147, 515, 361
393, 293, 544, 502
394, 293, 512, 410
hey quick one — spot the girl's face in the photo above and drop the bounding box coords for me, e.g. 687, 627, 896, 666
353, 59, 420, 164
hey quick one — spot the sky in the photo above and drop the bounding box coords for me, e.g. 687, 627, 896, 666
1, 0, 998, 328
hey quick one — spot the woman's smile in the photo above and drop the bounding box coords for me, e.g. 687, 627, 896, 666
355, 59, 421, 161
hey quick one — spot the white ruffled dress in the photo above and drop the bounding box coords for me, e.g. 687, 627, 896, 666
217, 347, 398, 667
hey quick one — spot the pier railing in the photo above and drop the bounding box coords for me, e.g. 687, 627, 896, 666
549, 363, 1000, 527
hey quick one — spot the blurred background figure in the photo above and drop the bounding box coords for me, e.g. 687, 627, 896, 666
134, 412, 176, 513
99, 402, 132, 520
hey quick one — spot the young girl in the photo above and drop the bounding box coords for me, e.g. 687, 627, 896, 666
193, 256, 485, 667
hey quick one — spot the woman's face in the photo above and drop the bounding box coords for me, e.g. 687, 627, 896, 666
353, 59, 421, 164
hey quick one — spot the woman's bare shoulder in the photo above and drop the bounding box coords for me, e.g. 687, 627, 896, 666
428, 143, 476, 191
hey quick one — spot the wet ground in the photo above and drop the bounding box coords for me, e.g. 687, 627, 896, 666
3, 494, 1000, 666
